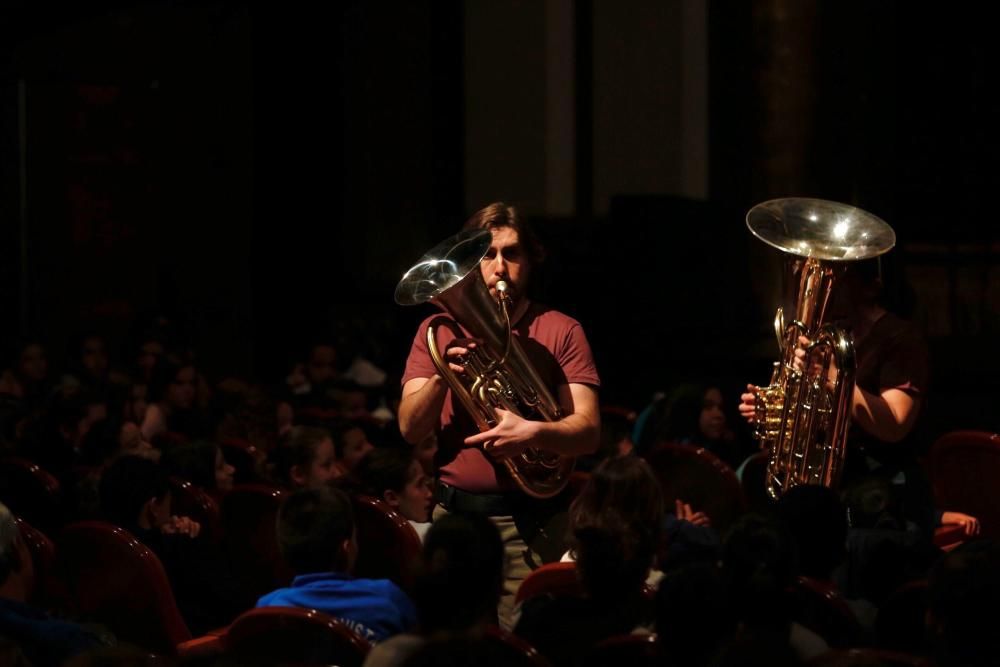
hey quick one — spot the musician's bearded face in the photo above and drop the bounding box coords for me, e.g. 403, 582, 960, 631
481, 226, 530, 303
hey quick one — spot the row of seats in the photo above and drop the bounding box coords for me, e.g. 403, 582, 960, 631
15, 510, 937, 665
517, 561, 930, 653
14, 512, 547, 666
5, 428, 998, 545
11, 489, 423, 655
180, 608, 551, 667
185, 568, 931, 666
180, 608, 932, 667
646, 431, 1000, 545
3, 430, 996, 657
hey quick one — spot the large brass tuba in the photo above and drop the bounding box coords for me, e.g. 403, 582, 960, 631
395, 228, 572, 499
747, 198, 895, 499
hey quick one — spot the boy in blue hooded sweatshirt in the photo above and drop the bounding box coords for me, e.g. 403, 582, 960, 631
257, 484, 416, 644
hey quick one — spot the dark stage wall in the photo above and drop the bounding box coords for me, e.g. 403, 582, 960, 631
1, 2, 997, 442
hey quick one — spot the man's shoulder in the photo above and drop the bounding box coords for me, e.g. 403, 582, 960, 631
411, 302, 583, 332
872, 311, 923, 342
525, 303, 584, 331
414, 310, 449, 328
866, 312, 928, 366
409, 311, 467, 344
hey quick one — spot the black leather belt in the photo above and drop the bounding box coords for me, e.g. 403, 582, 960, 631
435, 481, 515, 517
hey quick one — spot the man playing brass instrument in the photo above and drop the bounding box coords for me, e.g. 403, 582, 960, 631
738, 260, 926, 462
398, 202, 601, 629
740, 259, 979, 542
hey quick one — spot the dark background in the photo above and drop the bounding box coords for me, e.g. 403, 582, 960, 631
1, 1, 997, 446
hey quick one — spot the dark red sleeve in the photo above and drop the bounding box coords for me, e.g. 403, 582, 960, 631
557, 322, 600, 388
401, 315, 461, 387
879, 326, 929, 396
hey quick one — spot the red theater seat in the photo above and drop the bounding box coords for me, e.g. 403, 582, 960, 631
0, 458, 61, 531
15, 517, 56, 607
168, 477, 221, 543
352, 495, 422, 592
220, 484, 292, 600
926, 430, 1000, 539
224, 606, 372, 667
786, 576, 868, 649
515, 562, 582, 605
57, 521, 191, 654
644, 443, 746, 534
516, 561, 655, 607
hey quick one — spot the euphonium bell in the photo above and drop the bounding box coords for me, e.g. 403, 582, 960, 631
747, 198, 896, 499
395, 229, 572, 499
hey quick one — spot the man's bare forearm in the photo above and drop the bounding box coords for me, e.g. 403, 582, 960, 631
529, 413, 600, 456
851, 386, 919, 444
398, 376, 448, 444
516, 382, 600, 456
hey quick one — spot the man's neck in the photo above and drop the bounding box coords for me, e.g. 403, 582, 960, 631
509, 298, 531, 327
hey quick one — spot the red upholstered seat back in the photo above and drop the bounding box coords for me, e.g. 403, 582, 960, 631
225, 606, 372, 667
57, 520, 191, 654
351, 494, 422, 592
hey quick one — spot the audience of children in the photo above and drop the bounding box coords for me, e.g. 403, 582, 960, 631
0, 315, 991, 667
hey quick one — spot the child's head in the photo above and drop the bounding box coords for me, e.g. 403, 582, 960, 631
413, 513, 504, 633
569, 456, 665, 601
276, 485, 356, 574
353, 447, 433, 523
161, 440, 235, 492
304, 342, 338, 387
147, 356, 196, 411
274, 426, 340, 489
570, 455, 664, 532
333, 421, 374, 470
657, 383, 728, 444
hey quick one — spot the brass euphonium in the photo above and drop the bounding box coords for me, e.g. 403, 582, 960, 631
747, 198, 896, 499
395, 228, 572, 499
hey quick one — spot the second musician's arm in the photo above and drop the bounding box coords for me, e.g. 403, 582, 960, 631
792, 334, 922, 443
850, 386, 920, 444
794, 335, 922, 443
464, 382, 600, 457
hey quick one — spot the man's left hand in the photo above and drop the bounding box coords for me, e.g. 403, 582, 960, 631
464, 408, 538, 459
